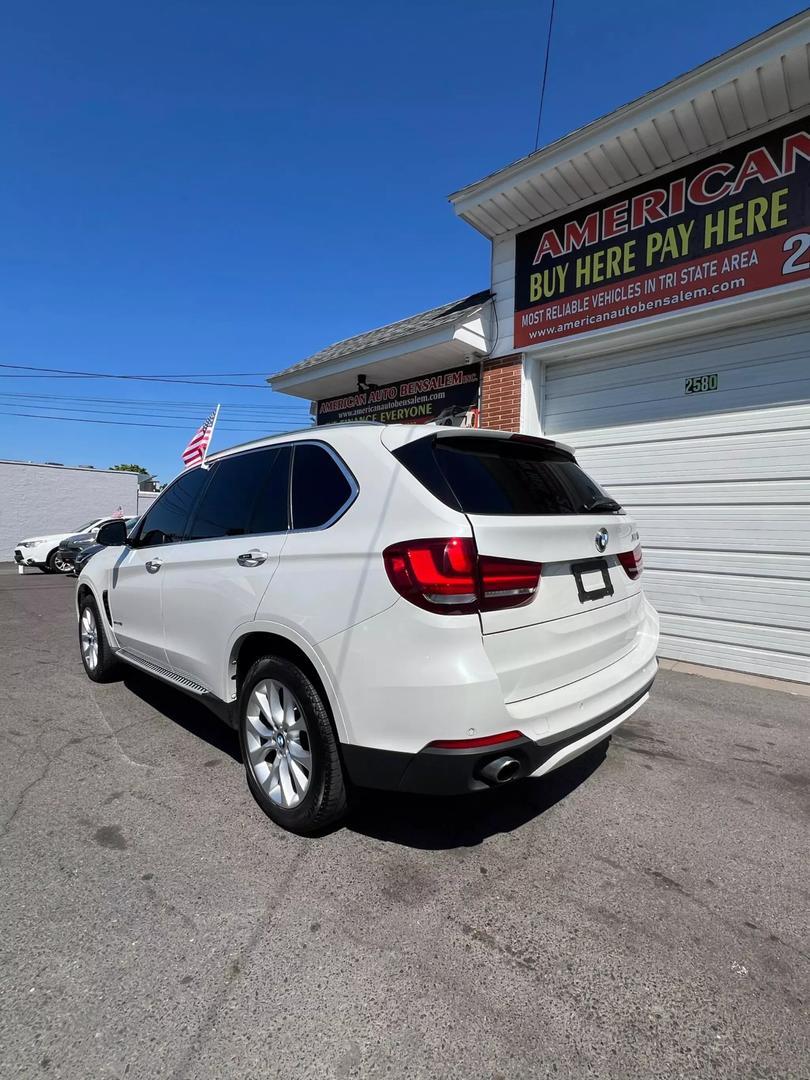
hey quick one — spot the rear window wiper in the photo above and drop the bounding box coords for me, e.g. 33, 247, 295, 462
580, 496, 622, 513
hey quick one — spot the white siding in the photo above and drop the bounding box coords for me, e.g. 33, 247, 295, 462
0, 462, 139, 558
491, 234, 516, 357
542, 314, 810, 683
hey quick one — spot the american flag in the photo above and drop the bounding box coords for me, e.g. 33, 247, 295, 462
182, 408, 218, 468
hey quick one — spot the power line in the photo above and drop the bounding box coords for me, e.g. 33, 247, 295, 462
0, 362, 273, 377
0, 401, 303, 425
0, 375, 270, 388
0, 393, 306, 412
0, 395, 306, 419
0, 362, 271, 388
533, 0, 556, 152
0, 409, 309, 432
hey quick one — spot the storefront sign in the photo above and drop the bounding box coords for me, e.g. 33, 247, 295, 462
316, 363, 481, 426
513, 118, 810, 347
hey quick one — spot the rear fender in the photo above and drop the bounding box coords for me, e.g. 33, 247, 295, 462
224, 620, 350, 744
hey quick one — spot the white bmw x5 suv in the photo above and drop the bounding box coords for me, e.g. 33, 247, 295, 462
77, 423, 659, 834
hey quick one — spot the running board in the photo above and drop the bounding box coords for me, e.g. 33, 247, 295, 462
116, 649, 210, 696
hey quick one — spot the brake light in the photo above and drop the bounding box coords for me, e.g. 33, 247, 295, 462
382, 537, 541, 615
618, 544, 643, 579
383, 537, 478, 614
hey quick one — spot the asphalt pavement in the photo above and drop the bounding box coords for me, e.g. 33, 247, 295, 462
1, 564, 808, 1079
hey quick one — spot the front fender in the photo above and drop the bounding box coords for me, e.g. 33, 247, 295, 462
75, 576, 120, 649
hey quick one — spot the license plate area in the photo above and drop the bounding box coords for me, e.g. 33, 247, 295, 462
571, 558, 614, 603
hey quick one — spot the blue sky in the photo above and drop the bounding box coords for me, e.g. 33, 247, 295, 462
0, 0, 802, 481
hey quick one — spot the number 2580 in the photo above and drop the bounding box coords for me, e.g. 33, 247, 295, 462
685, 374, 718, 394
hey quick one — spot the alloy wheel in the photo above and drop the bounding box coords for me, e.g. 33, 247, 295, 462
244, 679, 313, 808
80, 607, 99, 670
54, 552, 72, 573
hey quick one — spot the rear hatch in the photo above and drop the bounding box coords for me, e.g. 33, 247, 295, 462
388, 429, 645, 702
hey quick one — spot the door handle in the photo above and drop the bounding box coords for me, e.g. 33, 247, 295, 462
145, 558, 163, 573
237, 550, 268, 567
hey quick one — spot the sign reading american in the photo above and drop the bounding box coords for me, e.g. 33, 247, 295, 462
316, 364, 480, 426
513, 118, 810, 347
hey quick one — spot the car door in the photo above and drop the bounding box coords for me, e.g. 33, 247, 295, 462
161, 445, 291, 691
110, 467, 208, 664
264, 441, 365, 643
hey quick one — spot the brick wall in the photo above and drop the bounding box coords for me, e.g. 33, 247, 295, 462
479, 354, 522, 431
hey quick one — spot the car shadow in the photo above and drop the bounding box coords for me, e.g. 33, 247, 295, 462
115, 667, 609, 848
345, 739, 610, 850
120, 668, 241, 762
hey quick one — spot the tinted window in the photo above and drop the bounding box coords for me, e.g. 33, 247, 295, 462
187, 446, 290, 540
250, 446, 291, 534
291, 444, 353, 530
395, 436, 621, 516
137, 468, 209, 546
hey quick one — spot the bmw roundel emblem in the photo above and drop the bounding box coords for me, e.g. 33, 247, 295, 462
595, 528, 609, 553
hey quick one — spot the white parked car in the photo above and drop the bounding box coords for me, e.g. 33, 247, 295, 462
15, 518, 123, 574
76, 424, 659, 834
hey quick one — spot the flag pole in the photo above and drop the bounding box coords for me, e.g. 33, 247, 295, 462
201, 404, 220, 469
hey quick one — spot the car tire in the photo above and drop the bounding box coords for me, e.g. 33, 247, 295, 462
48, 549, 73, 575
238, 656, 347, 835
78, 596, 119, 682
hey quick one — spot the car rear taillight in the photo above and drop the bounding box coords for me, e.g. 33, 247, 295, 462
383, 537, 478, 614
618, 544, 643, 579
382, 537, 541, 615
478, 554, 542, 611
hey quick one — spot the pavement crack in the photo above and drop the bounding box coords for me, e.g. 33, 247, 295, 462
167, 843, 312, 1080
0, 761, 55, 840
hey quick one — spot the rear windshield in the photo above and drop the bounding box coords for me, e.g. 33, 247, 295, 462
393, 435, 622, 516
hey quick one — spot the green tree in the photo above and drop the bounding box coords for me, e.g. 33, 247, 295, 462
109, 463, 150, 475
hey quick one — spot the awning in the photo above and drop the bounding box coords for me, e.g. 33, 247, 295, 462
450, 12, 810, 237
269, 291, 491, 400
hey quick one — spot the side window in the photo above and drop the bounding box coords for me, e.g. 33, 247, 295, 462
187, 446, 290, 541
137, 468, 209, 547
249, 446, 291, 534
291, 443, 354, 530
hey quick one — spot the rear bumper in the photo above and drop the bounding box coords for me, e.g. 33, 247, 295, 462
342, 675, 655, 794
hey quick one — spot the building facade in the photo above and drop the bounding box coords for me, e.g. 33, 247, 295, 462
0, 461, 142, 559
270, 13, 810, 683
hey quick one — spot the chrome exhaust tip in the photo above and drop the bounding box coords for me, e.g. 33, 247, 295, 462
479, 755, 521, 786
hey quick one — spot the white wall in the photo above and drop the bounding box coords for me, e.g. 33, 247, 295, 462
491, 234, 517, 357
0, 462, 140, 558
136, 490, 159, 516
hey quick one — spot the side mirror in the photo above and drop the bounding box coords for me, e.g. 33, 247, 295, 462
96, 519, 128, 547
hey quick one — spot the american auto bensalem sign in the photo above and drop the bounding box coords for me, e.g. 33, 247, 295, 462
317, 364, 480, 425
513, 118, 810, 347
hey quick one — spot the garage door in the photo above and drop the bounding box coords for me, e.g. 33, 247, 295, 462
542, 313, 810, 684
